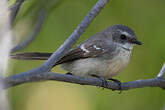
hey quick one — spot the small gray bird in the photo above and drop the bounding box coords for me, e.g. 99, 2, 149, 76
11, 24, 142, 83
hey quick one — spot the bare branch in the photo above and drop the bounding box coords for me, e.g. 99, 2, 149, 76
4, 71, 165, 91
157, 63, 165, 78
11, 11, 46, 53
10, 0, 25, 23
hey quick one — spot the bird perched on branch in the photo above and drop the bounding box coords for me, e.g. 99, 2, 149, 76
11, 24, 142, 88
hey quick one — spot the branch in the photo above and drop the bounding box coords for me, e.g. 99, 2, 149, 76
4, 70, 165, 91
11, 11, 46, 53
10, 0, 25, 24
157, 63, 165, 78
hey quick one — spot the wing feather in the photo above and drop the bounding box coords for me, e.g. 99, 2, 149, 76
56, 43, 105, 65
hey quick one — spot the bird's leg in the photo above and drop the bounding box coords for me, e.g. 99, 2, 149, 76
108, 78, 122, 93
90, 74, 108, 89
66, 72, 73, 75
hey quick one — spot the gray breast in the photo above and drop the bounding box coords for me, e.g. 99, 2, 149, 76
103, 47, 132, 78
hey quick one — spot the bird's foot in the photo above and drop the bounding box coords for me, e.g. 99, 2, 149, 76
108, 78, 122, 94
91, 74, 108, 89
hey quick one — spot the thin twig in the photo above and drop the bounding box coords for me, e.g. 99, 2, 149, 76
11, 11, 46, 53
10, 0, 25, 24
157, 63, 165, 78
4, 71, 165, 91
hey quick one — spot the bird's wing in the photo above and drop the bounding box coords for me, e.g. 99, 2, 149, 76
56, 40, 108, 65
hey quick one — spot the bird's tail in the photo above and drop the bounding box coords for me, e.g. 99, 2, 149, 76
10, 52, 52, 60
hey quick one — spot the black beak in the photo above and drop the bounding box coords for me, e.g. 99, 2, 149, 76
131, 39, 142, 45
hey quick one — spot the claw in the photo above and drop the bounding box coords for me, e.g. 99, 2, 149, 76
108, 78, 122, 94
90, 74, 108, 89
99, 77, 108, 89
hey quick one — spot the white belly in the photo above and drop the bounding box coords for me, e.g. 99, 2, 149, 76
61, 49, 132, 79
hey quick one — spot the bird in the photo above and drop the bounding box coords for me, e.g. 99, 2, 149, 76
11, 24, 142, 87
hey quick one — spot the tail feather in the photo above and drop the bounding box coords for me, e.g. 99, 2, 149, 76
10, 52, 52, 60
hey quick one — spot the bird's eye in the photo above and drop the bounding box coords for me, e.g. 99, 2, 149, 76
120, 34, 127, 40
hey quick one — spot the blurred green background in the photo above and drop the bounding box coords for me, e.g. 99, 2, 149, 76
8, 0, 165, 110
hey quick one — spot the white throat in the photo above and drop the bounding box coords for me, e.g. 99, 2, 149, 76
116, 42, 134, 51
